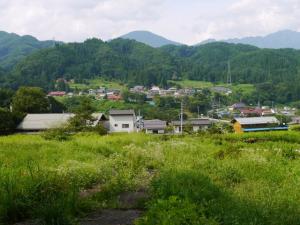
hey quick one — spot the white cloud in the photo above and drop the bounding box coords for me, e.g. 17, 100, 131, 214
190, 0, 300, 43
0, 0, 299, 44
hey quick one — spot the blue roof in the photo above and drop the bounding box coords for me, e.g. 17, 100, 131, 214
243, 126, 289, 132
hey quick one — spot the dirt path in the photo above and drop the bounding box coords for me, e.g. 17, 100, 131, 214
79, 209, 143, 225
79, 190, 149, 225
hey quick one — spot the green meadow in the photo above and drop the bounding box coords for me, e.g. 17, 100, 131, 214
171, 79, 255, 94
69, 78, 126, 91
1, 132, 300, 224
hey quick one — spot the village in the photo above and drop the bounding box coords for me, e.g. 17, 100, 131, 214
17, 105, 299, 135
32, 80, 298, 135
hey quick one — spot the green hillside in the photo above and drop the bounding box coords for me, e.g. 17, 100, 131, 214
2, 39, 300, 104
0, 31, 56, 69
1, 132, 300, 224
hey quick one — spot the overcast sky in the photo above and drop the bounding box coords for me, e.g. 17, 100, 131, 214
1, 0, 300, 45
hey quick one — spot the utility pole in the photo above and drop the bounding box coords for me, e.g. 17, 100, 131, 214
139, 110, 142, 132
197, 106, 200, 118
180, 101, 183, 135
227, 61, 232, 85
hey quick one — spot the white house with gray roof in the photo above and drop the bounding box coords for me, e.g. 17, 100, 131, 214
172, 118, 212, 134
143, 119, 167, 134
109, 110, 137, 133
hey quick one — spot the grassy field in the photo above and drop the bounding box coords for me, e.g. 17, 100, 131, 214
171, 79, 255, 94
170, 80, 214, 89
70, 78, 126, 91
1, 132, 300, 224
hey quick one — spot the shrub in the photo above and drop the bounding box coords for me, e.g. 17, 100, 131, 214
281, 148, 298, 160
290, 125, 300, 131
220, 167, 243, 186
214, 145, 242, 160
93, 124, 108, 136
42, 128, 71, 141
0, 108, 16, 135
207, 123, 233, 134
137, 196, 219, 225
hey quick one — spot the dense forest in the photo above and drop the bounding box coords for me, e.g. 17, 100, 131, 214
1, 38, 300, 104
0, 31, 56, 69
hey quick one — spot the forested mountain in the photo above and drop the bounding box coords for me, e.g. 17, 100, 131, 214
5, 38, 176, 89
2, 38, 300, 104
120, 31, 182, 48
0, 31, 57, 69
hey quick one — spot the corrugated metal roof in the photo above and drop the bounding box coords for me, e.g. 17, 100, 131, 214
17, 114, 74, 130
234, 117, 279, 125
18, 113, 107, 131
144, 120, 167, 130
172, 118, 211, 126
109, 110, 135, 115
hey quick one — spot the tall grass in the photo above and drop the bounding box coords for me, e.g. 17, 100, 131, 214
1, 131, 300, 224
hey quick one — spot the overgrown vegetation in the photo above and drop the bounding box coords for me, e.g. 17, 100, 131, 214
1, 132, 300, 224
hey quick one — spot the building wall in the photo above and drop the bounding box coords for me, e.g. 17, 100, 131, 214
233, 122, 243, 133
145, 129, 165, 134
174, 126, 181, 134
192, 125, 209, 132
174, 125, 209, 133
109, 115, 136, 133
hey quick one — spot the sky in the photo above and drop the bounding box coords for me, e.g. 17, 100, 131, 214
0, 0, 300, 45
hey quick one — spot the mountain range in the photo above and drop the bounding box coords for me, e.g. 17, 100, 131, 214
0, 31, 57, 69
119, 30, 182, 48
120, 30, 300, 49
198, 30, 300, 49
1, 29, 300, 72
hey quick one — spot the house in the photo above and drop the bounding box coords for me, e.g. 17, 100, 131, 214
211, 86, 232, 95
17, 113, 107, 133
290, 116, 300, 124
109, 110, 137, 133
143, 120, 167, 134
130, 86, 145, 93
149, 86, 160, 95
107, 94, 122, 101
230, 102, 246, 111
88, 89, 96, 95
48, 91, 66, 97
96, 87, 106, 94
239, 108, 263, 117
261, 109, 275, 116
172, 118, 212, 134
232, 117, 288, 133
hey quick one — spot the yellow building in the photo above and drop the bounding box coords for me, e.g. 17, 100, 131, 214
232, 117, 288, 133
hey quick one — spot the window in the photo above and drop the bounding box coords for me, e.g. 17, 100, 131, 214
122, 124, 129, 129
114, 124, 118, 127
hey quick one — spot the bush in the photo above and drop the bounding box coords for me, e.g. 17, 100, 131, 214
214, 144, 242, 160
93, 124, 108, 136
281, 148, 299, 160
207, 123, 233, 134
42, 128, 71, 141
0, 108, 19, 135
290, 125, 300, 131
220, 167, 243, 186
137, 196, 219, 225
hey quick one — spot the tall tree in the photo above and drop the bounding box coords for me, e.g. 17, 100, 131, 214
12, 87, 49, 113
0, 88, 14, 108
